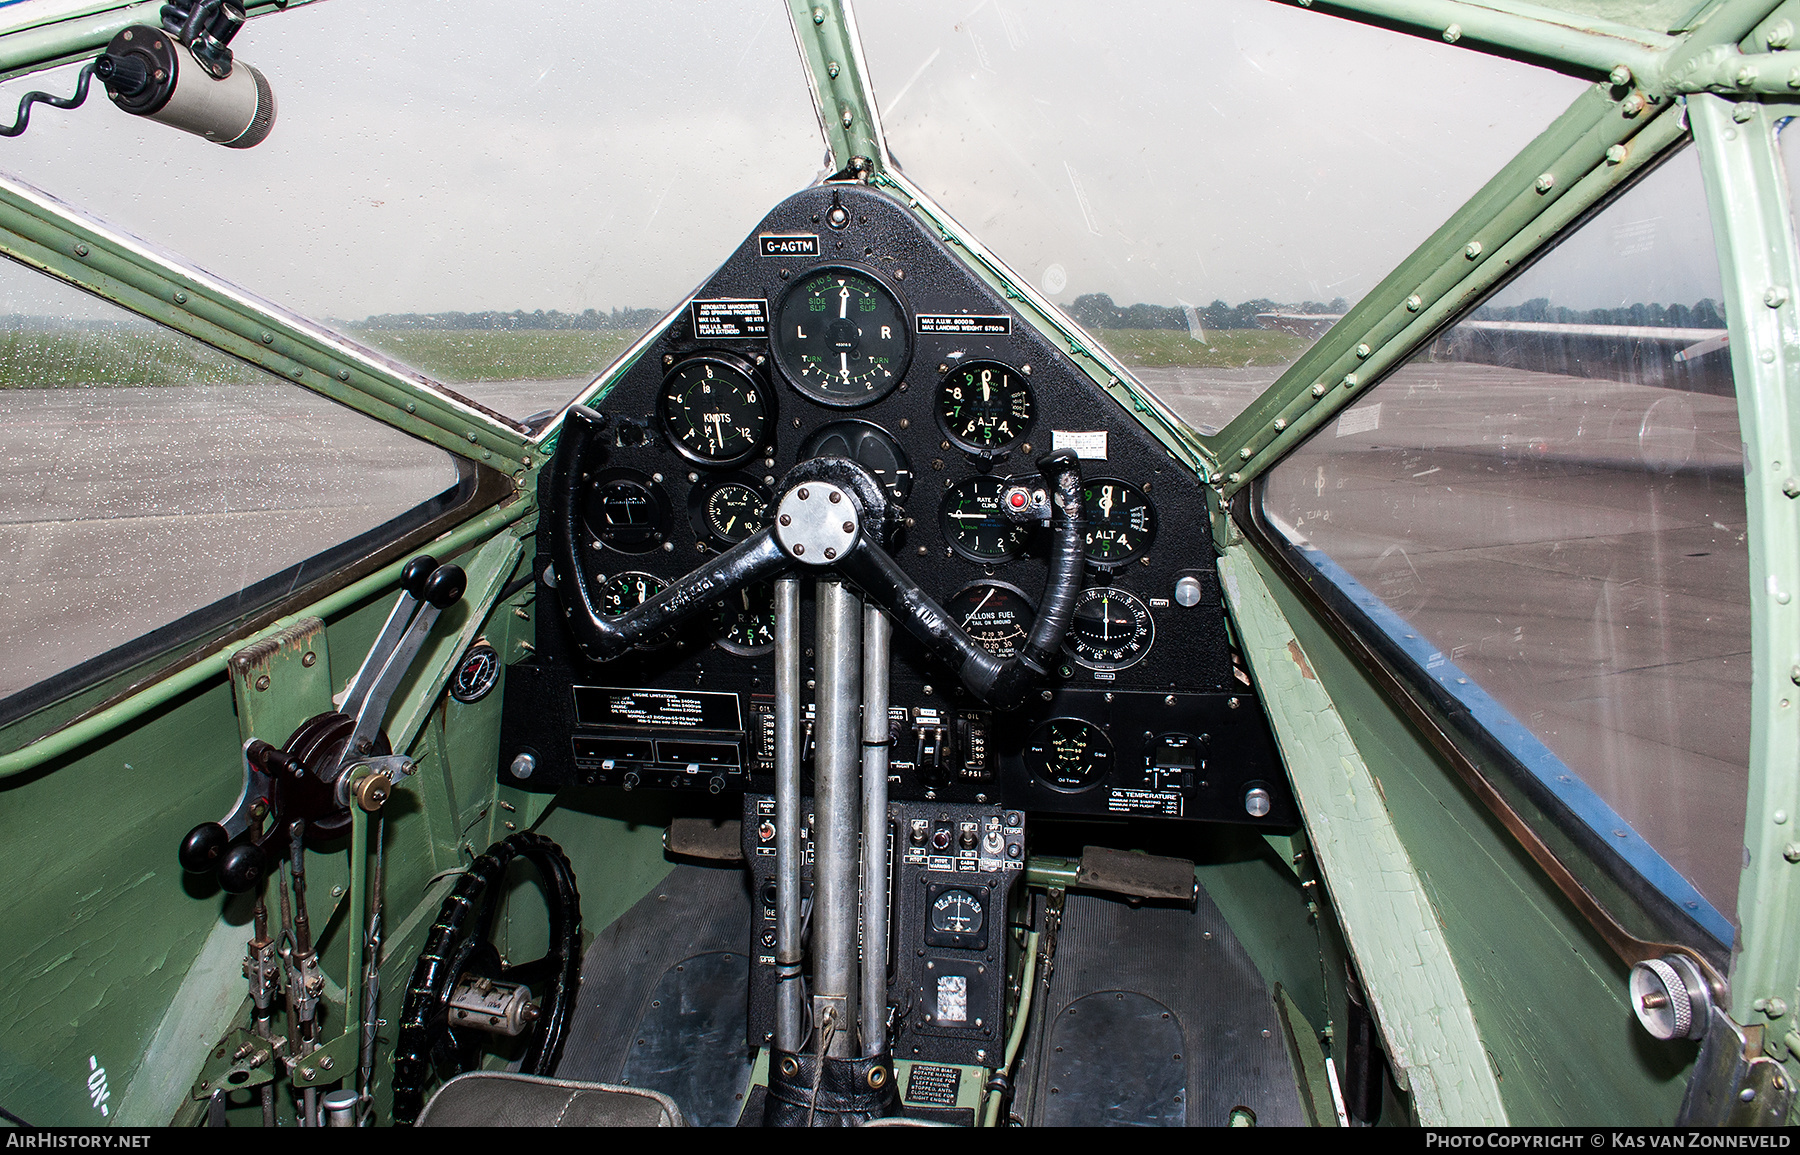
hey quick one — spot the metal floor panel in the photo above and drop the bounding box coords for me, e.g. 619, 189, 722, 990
557, 863, 756, 1126
1017, 884, 1305, 1127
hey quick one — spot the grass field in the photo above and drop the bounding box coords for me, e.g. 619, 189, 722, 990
0, 322, 1304, 388
1092, 327, 1308, 368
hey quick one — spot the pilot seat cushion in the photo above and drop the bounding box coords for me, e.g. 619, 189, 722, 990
416, 1071, 685, 1127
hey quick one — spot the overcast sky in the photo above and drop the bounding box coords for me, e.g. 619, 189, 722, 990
0, 0, 1723, 322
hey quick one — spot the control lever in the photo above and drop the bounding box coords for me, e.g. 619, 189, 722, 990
1025, 847, 1199, 906
178, 555, 464, 892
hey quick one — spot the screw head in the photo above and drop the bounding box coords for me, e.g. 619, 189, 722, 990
1605, 143, 1628, 164
1464, 241, 1482, 259
1535, 173, 1556, 193
1406, 294, 1423, 311
1767, 286, 1790, 308
1609, 65, 1633, 86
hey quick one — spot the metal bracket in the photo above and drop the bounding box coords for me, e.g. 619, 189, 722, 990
1678, 1006, 1797, 1124
188, 1027, 276, 1101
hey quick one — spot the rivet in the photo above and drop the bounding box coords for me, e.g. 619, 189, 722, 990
1354, 343, 1371, 358
1406, 294, 1423, 311
173, 291, 188, 304
1778, 809, 1790, 825
1764, 349, 1778, 363
1535, 173, 1556, 193
1464, 241, 1482, 259
1342, 372, 1359, 388
1239, 447, 1253, 460
1784, 842, 1800, 862
1609, 65, 1633, 86
1310, 383, 1327, 397
73, 243, 89, 258
793, 543, 805, 556
1768, 286, 1790, 308
1605, 143, 1628, 164
1442, 22, 1461, 42
829, 491, 841, 504
1741, 1088, 1758, 1103
1227, 472, 1241, 484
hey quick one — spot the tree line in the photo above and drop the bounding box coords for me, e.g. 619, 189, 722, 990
1469, 296, 1725, 329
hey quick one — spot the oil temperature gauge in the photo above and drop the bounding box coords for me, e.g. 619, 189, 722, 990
1023, 718, 1114, 792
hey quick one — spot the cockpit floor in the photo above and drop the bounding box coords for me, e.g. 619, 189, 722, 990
557, 863, 756, 1126
1012, 886, 1306, 1127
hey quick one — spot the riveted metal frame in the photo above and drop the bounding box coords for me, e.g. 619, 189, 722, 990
1689, 92, 1800, 1044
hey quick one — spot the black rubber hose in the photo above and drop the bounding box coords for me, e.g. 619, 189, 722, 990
0, 63, 96, 139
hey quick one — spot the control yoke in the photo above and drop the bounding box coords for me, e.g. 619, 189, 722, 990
545, 404, 1086, 708
178, 556, 465, 892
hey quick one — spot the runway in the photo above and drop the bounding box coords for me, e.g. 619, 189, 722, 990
0, 359, 1749, 923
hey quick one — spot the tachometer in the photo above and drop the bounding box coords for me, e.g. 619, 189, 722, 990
939, 476, 1031, 562
943, 581, 1036, 658
1083, 480, 1157, 566
658, 352, 770, 467
937, 360, 1033, 452
1065, 586, 1154, 671
773, 266, 912, 407
595, 571, 675, 648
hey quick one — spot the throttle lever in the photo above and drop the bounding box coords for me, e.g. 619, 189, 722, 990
340, 554, 438, 721
344, 563, 465, 758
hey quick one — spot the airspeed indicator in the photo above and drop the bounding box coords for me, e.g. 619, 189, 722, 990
658, 352, 769, 468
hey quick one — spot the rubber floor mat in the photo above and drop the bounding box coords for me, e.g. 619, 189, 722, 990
1015, 884, 1305, 1127
557, 863, 756, 1125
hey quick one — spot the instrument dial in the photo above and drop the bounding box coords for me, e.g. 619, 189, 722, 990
715, 582, 777, 655
930, 889, 984, 935
937, 360, 1033, 452
940, 476, 1030, 562
1024, 718, 1114, 792
582, 470, 671, 554
1066, 586, 1155, 671
658, 352, 770, 467
773, 266, 912, 407
688, 475, 772, 550
595, 571, 674, 648
1083, 480, 1157, 566
798, 420, 914, 505
449, 642, 500, 704
943, 581, 1036, 659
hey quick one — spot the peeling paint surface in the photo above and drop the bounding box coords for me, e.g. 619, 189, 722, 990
1220, 548, 1506, 1125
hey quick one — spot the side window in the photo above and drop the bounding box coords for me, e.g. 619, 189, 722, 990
0, 258, 462, 716
1259, 144, 1744, 947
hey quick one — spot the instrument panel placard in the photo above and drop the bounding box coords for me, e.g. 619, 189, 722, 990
572, 686, 744, 732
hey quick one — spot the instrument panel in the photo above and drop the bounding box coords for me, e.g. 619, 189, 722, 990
499, 183, 1296, 831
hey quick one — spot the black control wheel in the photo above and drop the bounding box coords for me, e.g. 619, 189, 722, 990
543, 404, 1087, 709
391, 832, 582, 1125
